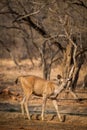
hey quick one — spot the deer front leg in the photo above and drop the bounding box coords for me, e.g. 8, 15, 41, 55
69, 90, 79, 99
41, 94, 47, 121
52, 100, 65, 122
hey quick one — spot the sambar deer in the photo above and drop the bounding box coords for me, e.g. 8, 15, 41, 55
15, 75, 70, 122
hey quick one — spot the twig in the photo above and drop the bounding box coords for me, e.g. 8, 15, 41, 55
15, 5, 45, 21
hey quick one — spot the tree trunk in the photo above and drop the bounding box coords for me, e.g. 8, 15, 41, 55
43, 62, 51, 80
71, 54, 85, 90
62, 42, 74, 79
62, 39, 85, 99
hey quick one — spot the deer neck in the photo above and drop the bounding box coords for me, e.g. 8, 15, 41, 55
54, 81, 67, 95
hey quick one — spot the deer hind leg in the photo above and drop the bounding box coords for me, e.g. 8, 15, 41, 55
21, 96, 26, 117
41, 94, 47, 121
24, 93, 32, 120
52, 100, 64, 122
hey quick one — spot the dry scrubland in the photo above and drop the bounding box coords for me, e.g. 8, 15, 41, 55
0, 59, 87, 130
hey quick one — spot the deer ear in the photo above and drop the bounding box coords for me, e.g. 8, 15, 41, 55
57, 74, 62, 79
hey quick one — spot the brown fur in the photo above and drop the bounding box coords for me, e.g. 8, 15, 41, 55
16, 75, 68, 121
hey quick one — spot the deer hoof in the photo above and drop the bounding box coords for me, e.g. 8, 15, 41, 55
60, 115, 66, 122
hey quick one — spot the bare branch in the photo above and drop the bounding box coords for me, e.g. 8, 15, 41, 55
28, 1, 43, 5
76, 48, 87, 57
72, 0, 87, 9
15, 5, 45, 21
0, 40, 20, 68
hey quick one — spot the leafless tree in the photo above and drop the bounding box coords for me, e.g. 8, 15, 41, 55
0, 0, 87, 93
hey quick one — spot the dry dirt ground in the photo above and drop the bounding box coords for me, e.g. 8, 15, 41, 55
0, 60, 87, 130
